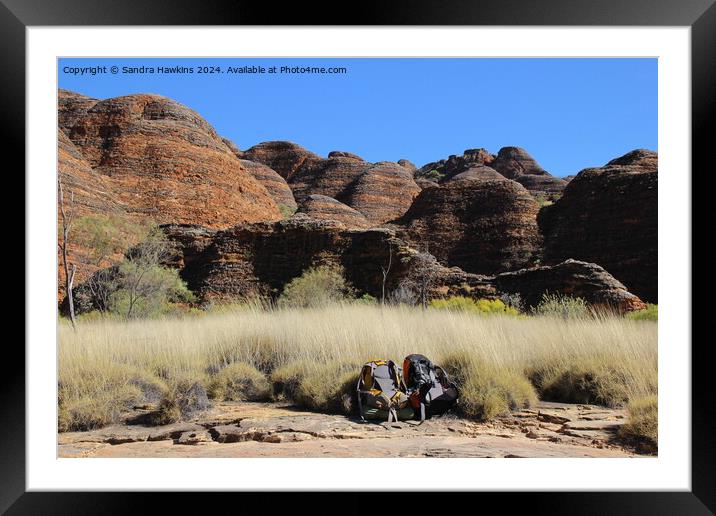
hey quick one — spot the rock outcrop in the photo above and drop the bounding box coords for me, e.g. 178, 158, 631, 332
240, 141, 323, 182
489, 146, 548, 179
66, 93, 282, 227
444, 165, 506, 183
328, 150, 363, 160
161, 219, 417, 302
242, 141, 420, 223
288, 153, 370, 203
494, 259, 646, 312
239, 159, 297, 214
397, 159, 417, 172
158, 220, 641, 310
58, 129, 124, 218
58, 89, 99, 135
57, 90, 286, 300
538, 149, 658, 302
416, 146, 567, 197
297, 195, 371, 229
343, 162, 421, 224
489, 147, 567, 195
417, 148, 495, 182
396, 178, 543, 275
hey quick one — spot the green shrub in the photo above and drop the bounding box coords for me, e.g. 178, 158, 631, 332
207, 362, 271, 401
278, 264, 354, 309
278, 204, 297, 219
354, 293, 378, 305
75, 226, 195, 319
441, 352, 537, 420
430, 296, 519, 316
626, 304, 658, 322
109, 260, 194, 319
424, 169, 444, 181
533, 293, 590, 319
619, 395, 657, 450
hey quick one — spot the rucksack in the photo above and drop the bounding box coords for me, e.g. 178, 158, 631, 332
356, 359, 413, 422
402, 354, 459, 422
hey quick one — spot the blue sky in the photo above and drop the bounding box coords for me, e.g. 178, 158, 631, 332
58, 58, 657, 177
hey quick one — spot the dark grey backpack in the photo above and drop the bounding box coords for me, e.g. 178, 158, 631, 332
402, 354, 459, 421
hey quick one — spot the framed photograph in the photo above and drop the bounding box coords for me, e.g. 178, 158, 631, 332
8, 0, 710, 512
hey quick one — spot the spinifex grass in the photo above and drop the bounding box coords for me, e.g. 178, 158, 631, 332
59, 303, 657, 442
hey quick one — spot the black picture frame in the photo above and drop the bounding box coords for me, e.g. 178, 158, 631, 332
6, 0, 709, 513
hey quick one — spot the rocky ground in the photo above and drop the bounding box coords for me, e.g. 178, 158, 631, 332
58, 401, 652, 458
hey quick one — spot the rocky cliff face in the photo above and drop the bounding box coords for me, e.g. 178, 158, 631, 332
417, 148, 495, 182
396, 178, 543, 275
343, 162, 421, 224
70, 215, 646, 314
288, 153, 369, 203
297, 195, 371, 229
416, 146, 567, 197
147, 221, 641, 312
240, 141, 323, 182
57, 90, 286, 300
242, 141, 420, 224
494, 259, 646, 311
58, 89, 99, 135
538, 149, 657, 302
239, 159, 297, 214
58, 89, 657, 310
66, 93, 282, 227
57, 129, 127, 299
161, 218, 410, 302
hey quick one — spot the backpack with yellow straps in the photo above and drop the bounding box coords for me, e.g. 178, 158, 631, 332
356, 359, 413, 422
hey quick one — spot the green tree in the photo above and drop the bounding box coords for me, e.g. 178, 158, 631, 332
278, 264, 354, 308
109, 228, 193, 318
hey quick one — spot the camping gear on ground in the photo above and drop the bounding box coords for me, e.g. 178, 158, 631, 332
356, 359, 413, 422
402, 354, 459, 422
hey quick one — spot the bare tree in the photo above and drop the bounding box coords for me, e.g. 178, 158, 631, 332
413, 252, 439, 309
85, 267, 116, 312
398, 250, 439, 309
58, 179, 77, 329
381, 241, 392, 306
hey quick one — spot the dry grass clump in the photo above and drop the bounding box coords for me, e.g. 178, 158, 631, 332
207, 362, 271, 402
533, 293, 591, 319
58, 384, 142, 432
271, 360, 359, 414
150, 378, 210, 425
619, 395, 658, 450
58, 363, 168, 432
442, 351, 537, 420
59, 304, 657, 434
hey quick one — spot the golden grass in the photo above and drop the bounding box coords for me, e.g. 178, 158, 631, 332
207, 362, 271, 402
619, 395, 658, 450
58, 304, 657, 433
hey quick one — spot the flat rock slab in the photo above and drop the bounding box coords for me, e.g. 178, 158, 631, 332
57, 400, 648, 458
60, 434, 637, 459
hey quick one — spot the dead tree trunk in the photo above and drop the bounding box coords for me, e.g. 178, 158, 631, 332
58, 180, 77, 329
381, 242, 392, 306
